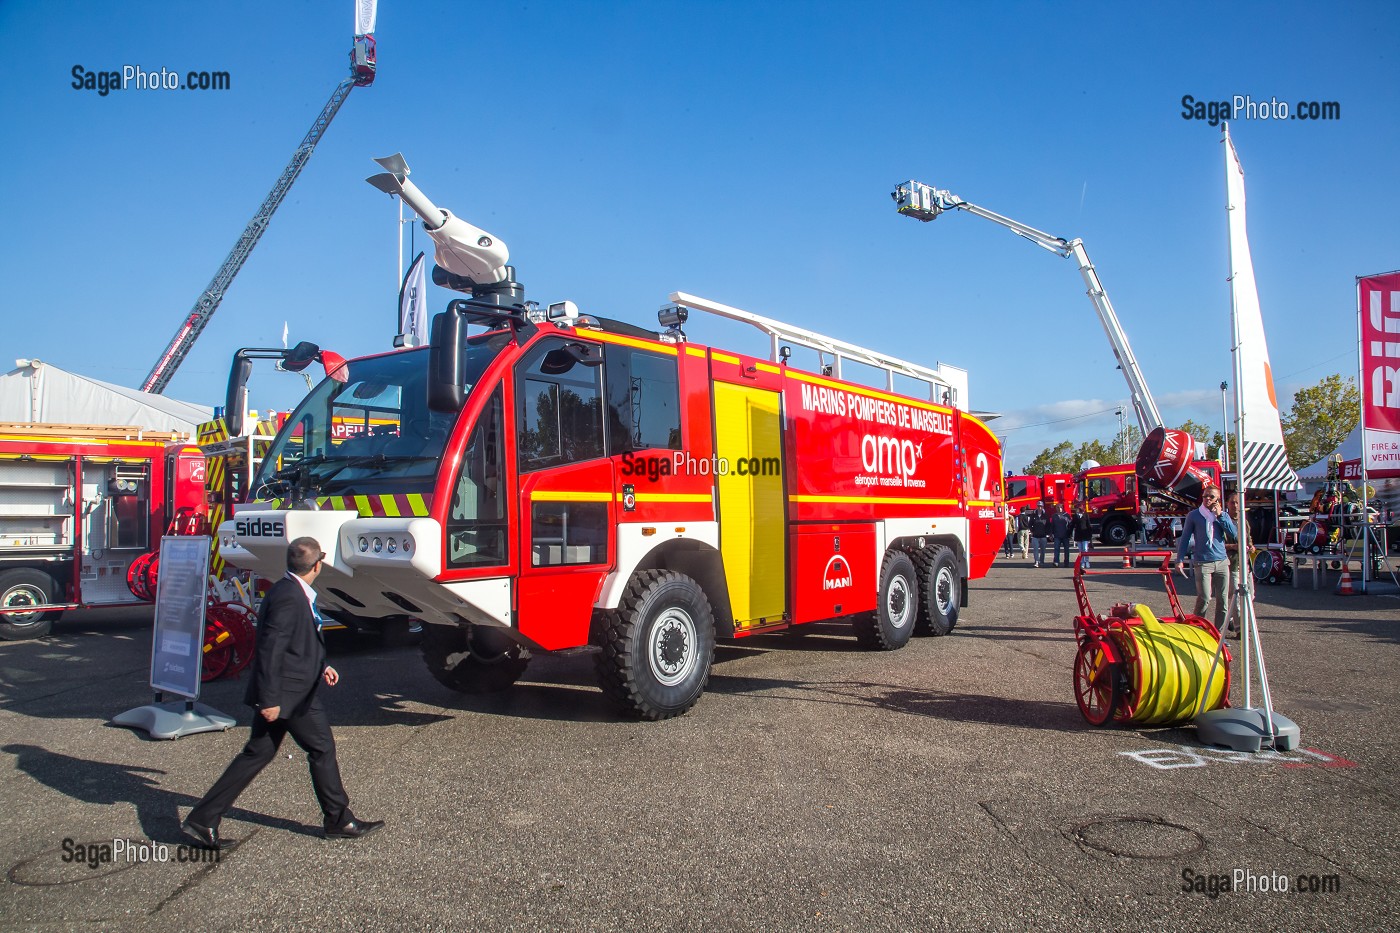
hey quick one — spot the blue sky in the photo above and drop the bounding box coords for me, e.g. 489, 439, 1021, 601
2, 1, 1396, 470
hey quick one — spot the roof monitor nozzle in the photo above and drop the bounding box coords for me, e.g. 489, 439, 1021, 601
658, 303, 688, 342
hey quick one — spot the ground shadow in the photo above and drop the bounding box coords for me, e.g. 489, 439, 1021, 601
1, 743, 315, 844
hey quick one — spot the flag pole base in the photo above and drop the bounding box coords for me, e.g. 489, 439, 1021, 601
111, 700, 235, 740
1194, 707, 1300, 752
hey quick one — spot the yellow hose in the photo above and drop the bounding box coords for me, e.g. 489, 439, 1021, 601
1122, 605, 1226, 725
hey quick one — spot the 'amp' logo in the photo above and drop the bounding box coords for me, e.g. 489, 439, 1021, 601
235, 518, 285, 537
822, 556, 853, 590
861, 434, 922, 479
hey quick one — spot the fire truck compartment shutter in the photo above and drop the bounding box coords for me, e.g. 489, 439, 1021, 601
713, 382, 786, 624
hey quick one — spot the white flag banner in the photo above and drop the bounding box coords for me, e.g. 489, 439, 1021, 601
1225, 125, 1300, 491
355, 0, 378, 36
398, 251, 428, 348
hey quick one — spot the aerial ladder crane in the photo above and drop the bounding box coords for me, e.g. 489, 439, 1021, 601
891, 180, 1165, 437
142, 1, 379, 394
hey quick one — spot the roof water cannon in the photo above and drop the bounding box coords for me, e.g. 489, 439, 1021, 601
366, 153, 523, 308
1135, 427, 1214, 506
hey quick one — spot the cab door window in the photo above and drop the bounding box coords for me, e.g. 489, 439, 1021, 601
516, 339, 604, 472
447, 386, 508, 567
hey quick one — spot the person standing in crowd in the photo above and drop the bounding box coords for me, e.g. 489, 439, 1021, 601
1016, 506, 1032, 559
1070, 505, 1094, 570
182, 537, 384, 850
1029, 503, 1051, 568
1002, 507, 1016, 558
1050, 503, 1072, 567
1222, 489, 1242, 636
1175, 484, 1238, 634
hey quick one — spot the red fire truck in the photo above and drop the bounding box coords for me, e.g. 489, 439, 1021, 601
1076, 457, 1222, 546
0, 424, 207, 639
215, 155, 1004, 719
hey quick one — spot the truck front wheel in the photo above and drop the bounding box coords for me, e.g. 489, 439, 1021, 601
855, 551, 918, 650
0, 569, 62, 640
1101, 519, 1133, 547
421, 623, 530, 693
595, 570, 716, 720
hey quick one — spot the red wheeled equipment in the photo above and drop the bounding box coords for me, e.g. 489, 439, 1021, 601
1071, 550, 1232, 727
126, 510, 258, 682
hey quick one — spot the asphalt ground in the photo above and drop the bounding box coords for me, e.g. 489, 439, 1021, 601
1, 555, 1397, 932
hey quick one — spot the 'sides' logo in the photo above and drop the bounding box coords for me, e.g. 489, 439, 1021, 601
822, 556, 853, 590
235, 518, 285, 537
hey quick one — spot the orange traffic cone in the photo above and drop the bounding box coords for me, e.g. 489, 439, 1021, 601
1336, 566, 1354, 596
1122, 550, 1132, 569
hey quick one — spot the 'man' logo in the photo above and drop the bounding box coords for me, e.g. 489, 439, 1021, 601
235, 518, 285, 537
822, 556, 853, 591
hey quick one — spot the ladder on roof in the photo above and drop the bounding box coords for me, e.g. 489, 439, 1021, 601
666, 291, 968, 409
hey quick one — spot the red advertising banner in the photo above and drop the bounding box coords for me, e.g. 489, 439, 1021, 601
1360, 271, 1400, 478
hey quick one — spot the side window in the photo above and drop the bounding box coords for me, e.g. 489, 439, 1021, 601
1006, 479, 1028, 500
516, 340, 605, 472
531, 502, 608, 566
447, 386, 508, 567
604, 346, 682, 454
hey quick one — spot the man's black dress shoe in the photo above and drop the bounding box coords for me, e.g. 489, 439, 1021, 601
324, 819, 384, 840
181, 818, 234, 850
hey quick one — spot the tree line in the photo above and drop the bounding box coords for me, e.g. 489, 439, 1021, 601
1016, 374, 1358, 474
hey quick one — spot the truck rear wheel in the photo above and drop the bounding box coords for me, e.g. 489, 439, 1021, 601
0, 569, 62, 640
421, 623, 530, 694
1101, 519, 1133, 547
913, 545, 959, 636
595, 570, 715, 720
855, 551, 918, 650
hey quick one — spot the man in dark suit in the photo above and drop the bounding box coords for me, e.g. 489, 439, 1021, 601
182, 536, 383, 849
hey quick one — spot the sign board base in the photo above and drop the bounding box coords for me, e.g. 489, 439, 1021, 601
1194, 707, 1300, 753
112, 700, 235, 740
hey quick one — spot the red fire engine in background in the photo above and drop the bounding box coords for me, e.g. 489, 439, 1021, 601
0, 424, 206, 639
1076, 452, 1223, 547
215, 155, 1005, 719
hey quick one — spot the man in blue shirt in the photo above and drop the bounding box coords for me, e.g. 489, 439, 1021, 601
1175, 484, 1238, 634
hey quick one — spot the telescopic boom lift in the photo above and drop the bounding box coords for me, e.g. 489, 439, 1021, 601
142, 2, 379, 394
891, 181, 1165, 436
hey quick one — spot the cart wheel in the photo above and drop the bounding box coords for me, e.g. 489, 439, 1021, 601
1267, 573, 1279, 585
202, 617, 234, 682
1074, 641, 1120, 726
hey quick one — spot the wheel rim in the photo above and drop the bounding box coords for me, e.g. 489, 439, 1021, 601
886, 574, 913, 630
649, 607, 697, 686
1074, 644, 1116, 725
934, 566, 956, 617
1, 584, 47, 626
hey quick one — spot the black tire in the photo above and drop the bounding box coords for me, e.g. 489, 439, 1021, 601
854, 551, 918, 650
0, 568, 62, 640
421, 623, 530, 693
912, 545, 959, 637
1101, 519, 1132, 547
594, 570, 716, 720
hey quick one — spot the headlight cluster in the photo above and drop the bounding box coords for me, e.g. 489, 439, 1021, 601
357, 535, 413, 556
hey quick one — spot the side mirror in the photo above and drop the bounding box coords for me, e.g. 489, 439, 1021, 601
428, 310, 467, 412
282, 340, 322, 372
224, 357, 255, 433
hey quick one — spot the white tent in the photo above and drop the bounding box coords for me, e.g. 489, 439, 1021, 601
0, 359, 212, 436
1297, 425, 1365, 480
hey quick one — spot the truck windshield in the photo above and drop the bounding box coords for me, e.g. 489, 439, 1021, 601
253, 335, 509, 501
